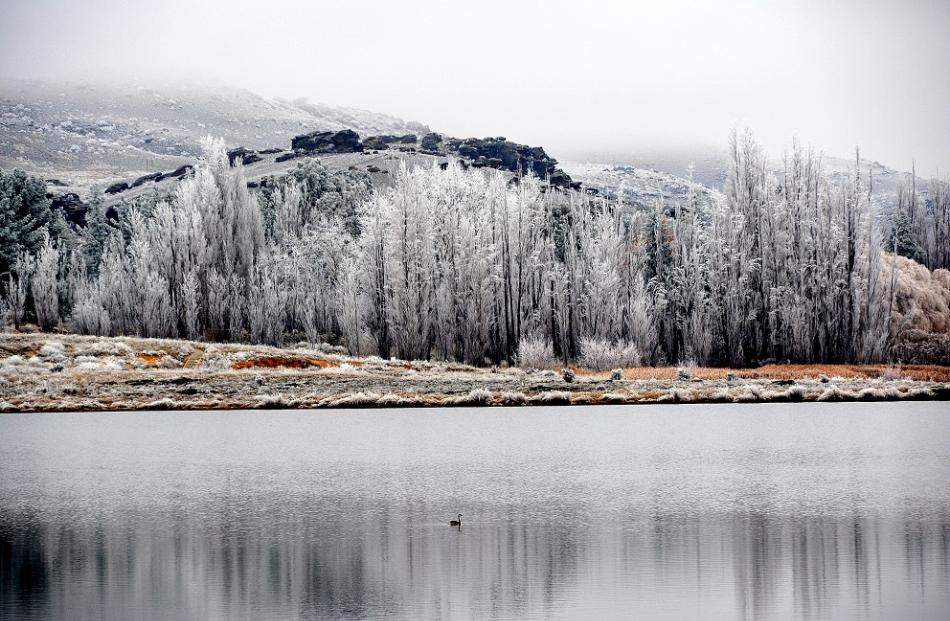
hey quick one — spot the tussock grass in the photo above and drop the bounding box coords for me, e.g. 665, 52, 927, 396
2, 331, 948, 412
530, 391, 572, 405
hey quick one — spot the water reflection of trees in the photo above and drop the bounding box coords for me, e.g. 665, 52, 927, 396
2, 509, 948, 620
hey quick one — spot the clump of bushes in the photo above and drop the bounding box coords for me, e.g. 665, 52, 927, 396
577, 337, 640, 371
517, 336, 556, 370
38, 341, 66, 360
676, 359, 697, 380
880, 365, 903, 380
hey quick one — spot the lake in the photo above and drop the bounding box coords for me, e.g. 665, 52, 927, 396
1, 402, 949, 620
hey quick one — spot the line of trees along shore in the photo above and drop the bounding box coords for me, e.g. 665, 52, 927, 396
1, 131, 948, 367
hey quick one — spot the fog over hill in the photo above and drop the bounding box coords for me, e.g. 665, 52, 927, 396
0, 78, 932, 219
0, 79, 427, 186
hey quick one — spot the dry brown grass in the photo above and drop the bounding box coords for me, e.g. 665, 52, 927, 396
737, 364, 950, 382
573, 364, 950, 382
231, 356, 341, 370
573, 366, 737, 380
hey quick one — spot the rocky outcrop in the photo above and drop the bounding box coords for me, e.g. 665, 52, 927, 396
549, 170, 576, 189
81, 128, 575, 203
441, 136, 574, 188
363, 134, 419, 151
291, 129, 362, 154
130, 172, 162, 188
89, 164, 193, 197
362, 136, 389, 151
363, 134, 419, 150
227, 147, 262, 166
104, 181, 129, 194
156, 164, 194, 181
420, 132, 443, 152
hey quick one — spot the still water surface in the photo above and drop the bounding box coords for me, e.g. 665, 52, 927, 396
1, 402, 949, 620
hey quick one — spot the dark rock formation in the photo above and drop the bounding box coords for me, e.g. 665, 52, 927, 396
364, 134, 417, 149
158, 164, 194, 181
420, 132, 443, 151
290, 131, 333, 152
227, 147, 262, 166
548, 170, 572, 188
362, 136, 390, 151
104, 181, 129, 194
440, 136, 574, 187
291, 129, 363, 154
258, 147, 283, 155
130, 172, 162, 188
331, 129, 363, 152
275, 151, 298, 163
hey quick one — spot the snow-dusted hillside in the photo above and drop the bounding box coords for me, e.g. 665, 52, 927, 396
3, 78, 929, 211
0, 79, 428, 186
564, 152, 925, 220
562, 161, 722, 210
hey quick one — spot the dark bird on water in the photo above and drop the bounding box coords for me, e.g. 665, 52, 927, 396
449, 514, 462, 527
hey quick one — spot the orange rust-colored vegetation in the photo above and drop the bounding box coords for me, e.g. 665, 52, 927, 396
734, 364, 950, 382
231, 356, 341, 370
136, 353, 164, 366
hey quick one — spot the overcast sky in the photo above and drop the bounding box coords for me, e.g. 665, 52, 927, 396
1, 0, 948, 175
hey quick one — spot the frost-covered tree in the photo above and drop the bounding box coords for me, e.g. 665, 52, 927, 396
5, 128, 933, 366
31, 235, 60, 331
4, 254, 32, 329
179, 269, 200, 341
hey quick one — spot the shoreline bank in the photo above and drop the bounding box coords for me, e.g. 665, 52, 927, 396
2, 333, 948, 413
